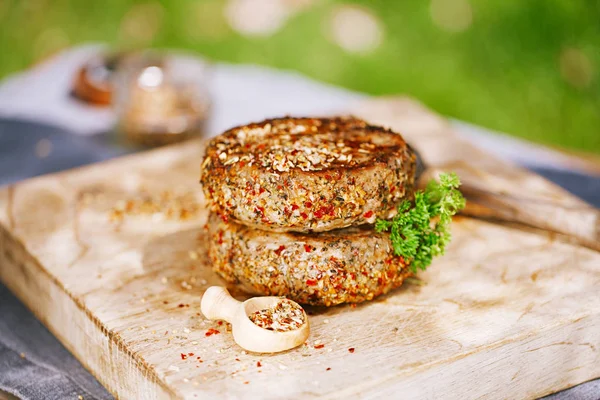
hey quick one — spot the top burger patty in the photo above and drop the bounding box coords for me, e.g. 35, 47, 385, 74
200, 117, 417, 233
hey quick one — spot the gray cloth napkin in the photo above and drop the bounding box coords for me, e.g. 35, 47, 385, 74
0, 118, 598, 400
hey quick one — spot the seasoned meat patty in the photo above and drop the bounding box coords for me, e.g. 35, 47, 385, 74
207, 212, 412, 306
200, 117, 417, 232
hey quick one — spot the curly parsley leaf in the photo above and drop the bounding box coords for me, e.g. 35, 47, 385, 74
375, 172, 466, 273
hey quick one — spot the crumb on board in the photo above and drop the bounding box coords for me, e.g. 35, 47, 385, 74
108, 190, 202, 222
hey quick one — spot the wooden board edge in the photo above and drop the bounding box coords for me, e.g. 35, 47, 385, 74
0, 224, 179, 400
325, 312, 600, 400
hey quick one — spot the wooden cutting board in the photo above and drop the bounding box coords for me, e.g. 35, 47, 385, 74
0, 98, 599, 400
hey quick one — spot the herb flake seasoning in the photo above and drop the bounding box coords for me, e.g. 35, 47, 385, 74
248, 299, 305, 332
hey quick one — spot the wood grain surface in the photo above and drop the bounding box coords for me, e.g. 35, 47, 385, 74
0, 98, 599, 400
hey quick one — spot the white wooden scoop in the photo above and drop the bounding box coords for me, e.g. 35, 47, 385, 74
201, 286, 310, 353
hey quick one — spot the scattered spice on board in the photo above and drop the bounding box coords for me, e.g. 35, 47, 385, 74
248, 299, 305, 332
257, 361, 262, 367
205, 328, 220, 337
314, 344, 325, 349
348, 347, 355, 353
108, 190, 202, 222
326, 368, 331, 371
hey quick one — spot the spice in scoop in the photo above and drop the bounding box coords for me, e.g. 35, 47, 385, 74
248, 299, 305, 332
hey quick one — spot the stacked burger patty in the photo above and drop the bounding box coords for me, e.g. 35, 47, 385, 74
201, 117, 418, 306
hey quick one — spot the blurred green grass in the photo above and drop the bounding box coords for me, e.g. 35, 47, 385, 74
0, 0, 599, 153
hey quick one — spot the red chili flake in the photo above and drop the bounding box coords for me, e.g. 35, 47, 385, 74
178, 303, 185, 308
218, 231, 224, 245
244, 381, 249, 385
181, 353, 188, 360
314, 344, 325, 349
304, 201, 313, 208
239, 161, 246, 168
259, 187, 265, 194
326, 367, 331, 371
348, 347, 355, 353
291, 204, 299, 211
314, 207, 326, 218
304, 244, 312, 253
274, 245, 286, 256
220, 213, 229, 223
205, 328, 220, 337
254, 207, 265, 217
217, 321, 223, 326
300, 212, 308, 220
188, 353, 194, 356
325, 174, 332, 180
306, 279, 317, 286
377, 277, 383, 285
364, 210, 374, 218
257, 361, 262, 367
257, 143, 266, 150
235, 358, 241, 361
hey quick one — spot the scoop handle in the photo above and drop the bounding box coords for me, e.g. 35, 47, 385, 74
201, 286, 241, 323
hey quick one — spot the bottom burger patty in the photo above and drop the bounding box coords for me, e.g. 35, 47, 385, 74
207, 212, 412, 306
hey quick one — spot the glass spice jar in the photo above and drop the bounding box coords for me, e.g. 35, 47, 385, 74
113, 51, 211, 147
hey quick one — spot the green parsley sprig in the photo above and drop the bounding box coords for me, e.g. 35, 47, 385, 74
375, 172, 466, 273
